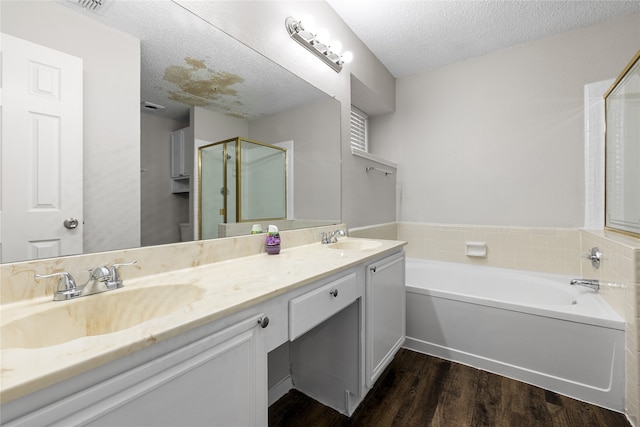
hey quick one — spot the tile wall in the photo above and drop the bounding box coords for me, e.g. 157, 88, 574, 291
582, 230, 640, 425
396, 222, 582, 275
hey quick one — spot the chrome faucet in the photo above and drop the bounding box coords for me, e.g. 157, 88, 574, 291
570, 278, 600, 291
34, 271, 81, 301
80, 266, 116, 296
321, 229, 345, 244
35, 260, 137, 301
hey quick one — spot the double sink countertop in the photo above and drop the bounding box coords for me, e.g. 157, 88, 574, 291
0, 238, 406, 405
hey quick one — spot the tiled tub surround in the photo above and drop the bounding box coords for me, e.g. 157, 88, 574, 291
397, 222, 583, 275
582, 230, 640, 425
0, 225, 407, 405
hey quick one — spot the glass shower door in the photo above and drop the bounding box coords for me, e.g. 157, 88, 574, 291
199, 143, 225, 239
239, 140, 286, 222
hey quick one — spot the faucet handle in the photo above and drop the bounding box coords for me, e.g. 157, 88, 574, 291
35, 272, 81, 301
585, 247, 602, 269
89, 266, 111, 282
109, 260, 138, 288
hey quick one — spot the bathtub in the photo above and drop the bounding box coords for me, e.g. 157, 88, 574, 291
404, 258, 625, 411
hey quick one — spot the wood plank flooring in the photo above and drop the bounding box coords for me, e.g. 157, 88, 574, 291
269, 348, 631, 427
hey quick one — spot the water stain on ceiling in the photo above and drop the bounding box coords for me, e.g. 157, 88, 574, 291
163, 57, 245, 115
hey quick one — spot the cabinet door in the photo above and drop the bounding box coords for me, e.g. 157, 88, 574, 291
15, 315, 268, 427
170, 127, 193, 178
180, 126, 194, 177
366, 252, 405, 387
170, 129, 184, 178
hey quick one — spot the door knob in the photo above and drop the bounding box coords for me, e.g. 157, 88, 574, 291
63, 218, 79, 229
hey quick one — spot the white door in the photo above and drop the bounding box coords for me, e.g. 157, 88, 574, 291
1, 33, 83, 263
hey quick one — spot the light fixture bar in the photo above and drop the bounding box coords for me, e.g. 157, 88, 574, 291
285, 16, 344, 72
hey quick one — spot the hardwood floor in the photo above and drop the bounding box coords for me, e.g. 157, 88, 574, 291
269, 349, 631, 427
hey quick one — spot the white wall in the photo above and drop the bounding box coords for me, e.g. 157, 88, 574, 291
140, 114, 189, 246
372, 12, 640, 229
249, 98, 341, 222
1, 1, 141, 252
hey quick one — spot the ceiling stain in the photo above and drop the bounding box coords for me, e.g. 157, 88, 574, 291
163, 57, 246, 115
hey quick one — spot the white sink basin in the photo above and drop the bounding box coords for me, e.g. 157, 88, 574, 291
1, 284, 205, 350
327, 239, 382, 251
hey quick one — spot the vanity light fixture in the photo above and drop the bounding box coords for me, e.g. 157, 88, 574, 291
285, 16, 353, 72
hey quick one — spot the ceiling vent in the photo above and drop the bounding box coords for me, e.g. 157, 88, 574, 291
142, 101, 166, 112
67, 0, 113, 15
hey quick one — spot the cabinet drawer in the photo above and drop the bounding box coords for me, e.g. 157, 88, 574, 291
289, 272, 357, 340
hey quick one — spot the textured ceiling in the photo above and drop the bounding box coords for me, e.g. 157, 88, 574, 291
59, 0, 326, 122
327, 0, 640, 77
59, 0, 640, 121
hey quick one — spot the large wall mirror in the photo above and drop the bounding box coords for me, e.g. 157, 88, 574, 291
0, 0, 341, 263
605, 50, 640, 237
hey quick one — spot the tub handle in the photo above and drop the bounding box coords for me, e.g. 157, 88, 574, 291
586, 247, 602, 269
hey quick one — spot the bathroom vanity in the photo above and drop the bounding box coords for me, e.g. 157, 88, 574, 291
0, 237, 406, 426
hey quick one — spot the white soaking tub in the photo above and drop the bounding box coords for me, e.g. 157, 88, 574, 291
404, 258, 625, 411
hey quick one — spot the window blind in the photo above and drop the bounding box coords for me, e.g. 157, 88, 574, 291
350, 107, 368, 152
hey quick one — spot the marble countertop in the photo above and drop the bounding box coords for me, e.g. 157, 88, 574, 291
0, 238, 405, 404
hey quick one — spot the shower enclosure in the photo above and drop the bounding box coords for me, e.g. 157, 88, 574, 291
198, 137, 287, 239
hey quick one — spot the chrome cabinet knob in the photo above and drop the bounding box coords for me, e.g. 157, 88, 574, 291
257, 316, 270, 328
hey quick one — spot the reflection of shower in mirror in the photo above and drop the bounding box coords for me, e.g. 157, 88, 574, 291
198, 137, 287, 240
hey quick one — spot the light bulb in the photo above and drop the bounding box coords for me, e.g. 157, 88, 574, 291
300, 14, 316, 33
341, 51, 353, 64
331, 40, 343, 54
315, 28, 329, 43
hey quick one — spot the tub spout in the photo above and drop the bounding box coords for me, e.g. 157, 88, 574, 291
570, 278, 600, 291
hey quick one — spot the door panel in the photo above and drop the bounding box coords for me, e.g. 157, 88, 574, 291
1, 33, 83, 262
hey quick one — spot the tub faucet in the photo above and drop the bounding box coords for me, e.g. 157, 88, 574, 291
321, 229, 345, 244
570, 278, 600, 291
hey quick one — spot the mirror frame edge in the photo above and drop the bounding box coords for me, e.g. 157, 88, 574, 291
603, 49, 640, 239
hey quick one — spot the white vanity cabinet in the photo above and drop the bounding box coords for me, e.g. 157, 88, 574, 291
1, 244, 407, 425
170, 126, 193, 193
2, 313, 271, 427
365, 251, 406, 387
287, 269, 363, 415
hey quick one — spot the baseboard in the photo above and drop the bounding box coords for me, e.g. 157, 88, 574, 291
403, 337, 625, 413
268, 375, 293, 406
